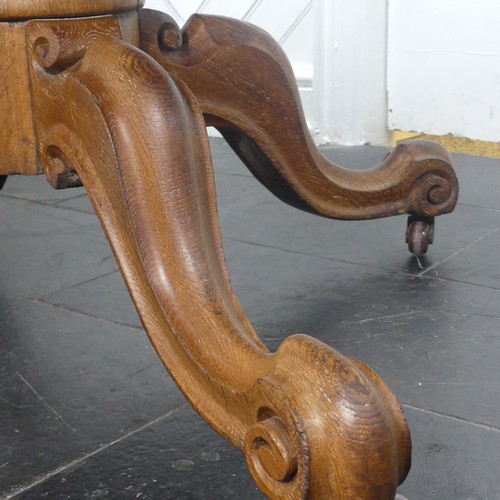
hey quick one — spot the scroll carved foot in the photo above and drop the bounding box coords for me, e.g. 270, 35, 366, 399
28, 19, 410, 498
139, 10, 459, 254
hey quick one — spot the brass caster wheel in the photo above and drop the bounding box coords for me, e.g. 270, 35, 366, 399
406, 216, 434, 256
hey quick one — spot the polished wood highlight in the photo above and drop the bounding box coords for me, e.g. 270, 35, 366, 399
1, 3, 460, 497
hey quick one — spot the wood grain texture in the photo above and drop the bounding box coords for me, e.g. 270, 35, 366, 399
0, 9, 138, 177
0, 23, 37, 175
139, 11, 459, 221
27, 17, 122, 72
26, 18, 411, 498
0, 0, 144, 20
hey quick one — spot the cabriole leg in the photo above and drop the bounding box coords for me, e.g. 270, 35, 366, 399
139, 10, 459, 255
27, 19, 410, 499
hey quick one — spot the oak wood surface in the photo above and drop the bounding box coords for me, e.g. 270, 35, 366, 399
0, 10, 139, 176
25, 15, 411, 498
0, 23, 37, 174
0, 0, 144, 19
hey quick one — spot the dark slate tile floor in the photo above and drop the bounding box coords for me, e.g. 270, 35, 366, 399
1, 139, 499, 499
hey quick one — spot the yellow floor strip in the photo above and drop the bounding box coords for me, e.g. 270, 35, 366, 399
390, 131, 500, 159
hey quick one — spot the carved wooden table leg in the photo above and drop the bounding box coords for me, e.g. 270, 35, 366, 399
17, 12, 412, 498
138, 11, 459, 256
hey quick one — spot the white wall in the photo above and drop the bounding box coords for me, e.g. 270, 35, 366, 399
388, 0, 500, 142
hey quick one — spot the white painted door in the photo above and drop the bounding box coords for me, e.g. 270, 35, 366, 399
144, 0, 315, 126
388, 0, 500, 142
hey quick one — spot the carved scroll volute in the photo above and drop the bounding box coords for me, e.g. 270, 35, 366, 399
246, 336, 411, 498
26, 16, 123, 189
27, 20, 410, 498
139, 10, 458, 221
29, 21, 121, 71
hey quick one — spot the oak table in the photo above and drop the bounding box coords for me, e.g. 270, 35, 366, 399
0, 1, 458, 498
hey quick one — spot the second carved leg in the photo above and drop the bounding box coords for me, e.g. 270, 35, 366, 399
139, 11, 459, 255
27, 22, 410, 499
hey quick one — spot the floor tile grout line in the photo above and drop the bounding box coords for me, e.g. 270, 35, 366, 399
4, 404, 186, 500
422, 273, 500, 292
49, 203, 95, 216
227, 236, 409, 275
339, 306, 500, 326
34, 297, 144, 333
229, 234, 500, 286
39, 268, 120, 301
52, 192, 89, 205
0, 192, 72, 207
0, 195, 102, 231
402, 403, 500, 433
2, 291, 143, 333
0, 192, 95, 216
456, 201, 500, 213
227, 236, 452, 282
341, 310, 420, 326
416, 226, 500, 278
235, 233, 500, 290
0, 192, 73, 206
16, 370, 78, 434
451, 310, 500, 320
